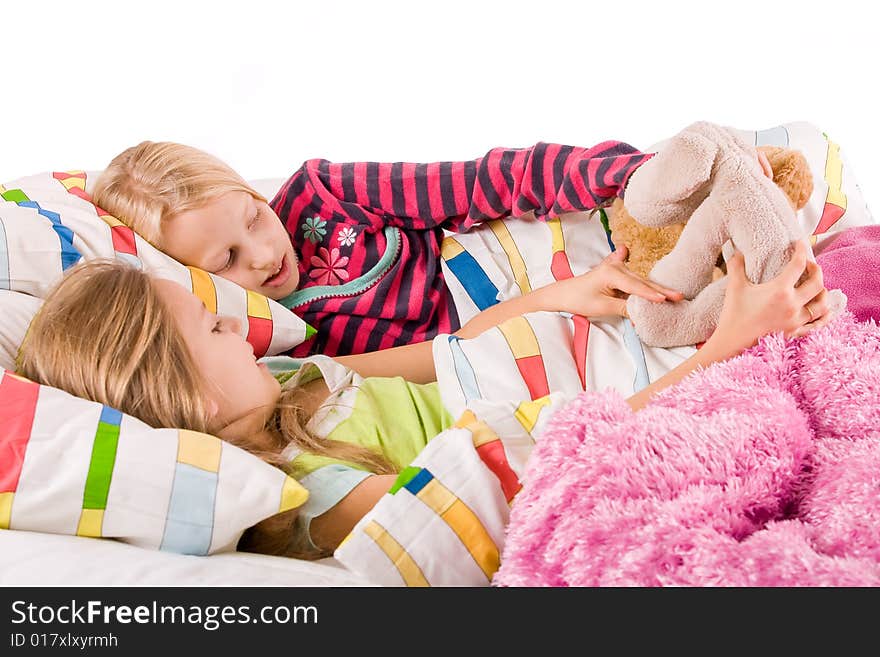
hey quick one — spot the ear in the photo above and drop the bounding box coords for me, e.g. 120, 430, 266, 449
623, 121, 720, 227
757, 147, 814, 211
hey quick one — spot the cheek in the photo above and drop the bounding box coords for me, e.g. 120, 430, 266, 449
223, 268, 257, 290
269, 214, 293, 248
161, 242, 200, 268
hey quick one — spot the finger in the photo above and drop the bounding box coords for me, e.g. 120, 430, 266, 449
615, 266, 684, 300
603, 247, 627, 264
810, 305, 836, 331
608, 269, 668, 302
593, 296, 629, 318
645, 280, 685, 301
790, 323, 814, 339
804, 289, 829, 321
757, 149, 774, 180
800, 258, 825, 287
797, 289, 830, 333
794, 267, 826, 306
791, 307, 833, 338
780, 240, 809, 286
725, 250, 747, 288
802, 301, 817, 325
617, 268, 685, 300
610, 297, 628, 318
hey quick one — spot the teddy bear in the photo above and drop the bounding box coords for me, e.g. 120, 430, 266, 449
620, 120, 846, 348
608, 143, 815, 280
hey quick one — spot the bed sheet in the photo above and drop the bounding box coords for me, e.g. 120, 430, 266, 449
0, 520, 372, 587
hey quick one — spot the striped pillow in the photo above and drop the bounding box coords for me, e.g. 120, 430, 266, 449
0, 171, 313, 555
0, 369, 308, 555
0, 170, 313, 362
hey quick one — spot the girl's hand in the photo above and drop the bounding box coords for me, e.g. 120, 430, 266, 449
706, 240, 833, 360
538, 246, 684, 318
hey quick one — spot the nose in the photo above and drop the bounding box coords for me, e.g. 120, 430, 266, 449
221, 315, 242, 335
250, 240, 276, 271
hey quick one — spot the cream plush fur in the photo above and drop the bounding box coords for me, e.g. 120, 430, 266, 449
624, 121, 845, 348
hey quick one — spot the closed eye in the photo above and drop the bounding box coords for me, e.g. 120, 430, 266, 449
248, 207, 261, 230
216, 250, 235, 272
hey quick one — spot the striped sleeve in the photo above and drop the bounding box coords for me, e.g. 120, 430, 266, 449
270, 141, 653, 234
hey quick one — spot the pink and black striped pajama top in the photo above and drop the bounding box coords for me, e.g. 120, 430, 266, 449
270, 140, 652, 357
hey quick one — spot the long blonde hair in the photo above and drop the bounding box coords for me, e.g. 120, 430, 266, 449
91, 141, 266, 246
16, 260, 398, 475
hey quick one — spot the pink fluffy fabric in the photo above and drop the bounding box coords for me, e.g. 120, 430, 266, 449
494, 312, 880, 586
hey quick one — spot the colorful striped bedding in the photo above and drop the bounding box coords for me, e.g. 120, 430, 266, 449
0, 369, 307, 555
0, 171, 313, 360
333, 121, 877, 586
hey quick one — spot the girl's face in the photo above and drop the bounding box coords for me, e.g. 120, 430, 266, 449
161, 192, 300, 300
153, 278, 282, 436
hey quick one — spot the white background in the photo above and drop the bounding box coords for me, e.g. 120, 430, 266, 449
3, 0, 877, 213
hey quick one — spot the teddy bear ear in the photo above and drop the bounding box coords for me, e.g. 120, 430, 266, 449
758, 147, 814, 210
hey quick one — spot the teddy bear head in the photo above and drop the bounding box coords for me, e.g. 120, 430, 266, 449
609, 144, 814, 280
620, 121, 844, 348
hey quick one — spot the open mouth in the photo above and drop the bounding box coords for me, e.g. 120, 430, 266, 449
263, 254, 291, 288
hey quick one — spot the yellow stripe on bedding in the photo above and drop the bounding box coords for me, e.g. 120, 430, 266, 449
824, 141, 847, 209
246, 290, 272, 320
548, 216, 566, 252
515, 396, 552, 434
489, 220, 531, 294
0, 492, 13, 529
102, 214, 125, 227
177, 429, 222, 472
499, 316, 541, 358
77, 508, 104, 537
454, 410, 498, 448
280, 476, 309, 512
441, 236, 466, 260
364, 520, 429, 587
418, 478, 498, 581
187, 267, 217, 314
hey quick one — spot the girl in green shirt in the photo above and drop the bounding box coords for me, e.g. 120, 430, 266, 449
16, 242, 832, 558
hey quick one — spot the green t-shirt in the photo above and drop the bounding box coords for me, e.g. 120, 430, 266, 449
261, 354, 453, 551
264, 355, 453, 473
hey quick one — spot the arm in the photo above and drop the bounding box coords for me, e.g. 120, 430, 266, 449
239, 475, 398, 558
307, 474, 398, 553
269, 142, 653, 234
335, 247, 683, 382
627, 241, 833, 412
305, 244, 837, 555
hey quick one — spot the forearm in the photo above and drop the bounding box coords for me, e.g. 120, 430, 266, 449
455, 287, 555, 339
334, 340, 436, 383
336, 283, 561, 382
625, 338, 735, 412
270, 143, 653, 236
309, 474, 398, 553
